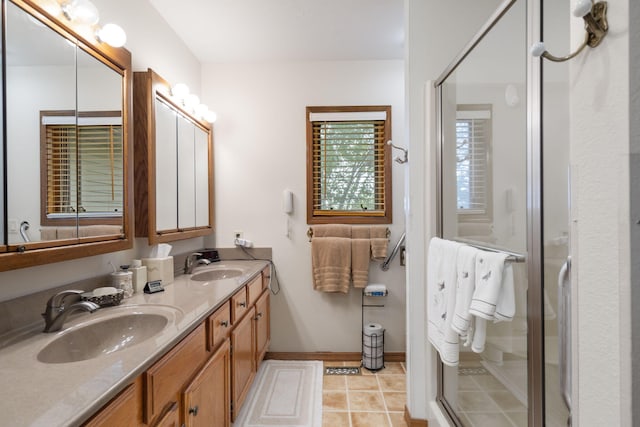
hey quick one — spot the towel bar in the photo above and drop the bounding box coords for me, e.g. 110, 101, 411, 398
307, 226, 390, 242
451, 237, 526, 263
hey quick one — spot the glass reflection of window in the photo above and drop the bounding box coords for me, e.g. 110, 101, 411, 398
41, 112, 123, 223
456, 106, 491, 219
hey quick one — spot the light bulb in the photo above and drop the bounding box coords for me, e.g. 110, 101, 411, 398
96, 23, 127, 47
184, 94, 200, 109
530, 42, 546, 57
171, 83, 190, 100
39, 0, 63, 16
204, 111, 217, 123
62, 0, 99, 26
194, 104, 209, 118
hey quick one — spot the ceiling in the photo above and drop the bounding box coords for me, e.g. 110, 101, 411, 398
148, 0, 404, 63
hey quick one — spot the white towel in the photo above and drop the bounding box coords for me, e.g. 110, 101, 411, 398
469, 251, 516, 353
451, 245, 478, 339
427, 237, 461, 366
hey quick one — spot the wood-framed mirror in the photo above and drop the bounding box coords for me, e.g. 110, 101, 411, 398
0, 0, 133, 272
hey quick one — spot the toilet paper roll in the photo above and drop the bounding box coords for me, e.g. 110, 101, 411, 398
364, 323, 384, 337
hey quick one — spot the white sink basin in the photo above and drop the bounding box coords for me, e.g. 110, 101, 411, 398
190, 268, 244, 282
37, 305, 182, 364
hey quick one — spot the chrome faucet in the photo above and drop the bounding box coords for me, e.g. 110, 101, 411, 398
184, 252, 211, 274
42, 290, 100, 333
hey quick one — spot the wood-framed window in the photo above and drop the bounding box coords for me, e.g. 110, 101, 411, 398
306, 105, 392, 224
40, 110, 123, 226
456, 104, 492, 223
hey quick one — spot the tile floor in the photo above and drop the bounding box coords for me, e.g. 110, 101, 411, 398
322, 360, 408, 427
455, 359, 528, 427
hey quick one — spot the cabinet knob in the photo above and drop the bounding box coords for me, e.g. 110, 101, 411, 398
255, 312, 263, 320
239, 301, 247, 307
220, 320, 229, 327
189, 405, 199, 416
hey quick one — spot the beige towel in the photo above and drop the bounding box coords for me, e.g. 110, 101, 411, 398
351, 226, 371, 288
312, 224, 352, 238
56, 227, 78, 239
40, 227, 57, 241
312, 236, 352, 293
370, 226, 389, 261
79, 225, 123, 238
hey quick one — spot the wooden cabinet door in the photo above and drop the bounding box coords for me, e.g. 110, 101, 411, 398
144, 323, 207, 424
254, 290, 270, 367
83, 381, 140, 427
155, 402, 180, 427
182, 339, 231, 427
231, 307, 255, 421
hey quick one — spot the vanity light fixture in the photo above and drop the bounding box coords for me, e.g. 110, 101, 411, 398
172, 83, 190, 101
170, 83, 217, 123
95, 23, 127, 48
531, 0, 608, 62
61, 0, 99, 26
54, 0, 128, 48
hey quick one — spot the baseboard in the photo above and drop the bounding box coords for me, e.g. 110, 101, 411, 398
404, 405, 429, 427
265, 351, 406, 362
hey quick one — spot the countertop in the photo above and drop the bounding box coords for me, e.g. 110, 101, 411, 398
0, 259, 269, 427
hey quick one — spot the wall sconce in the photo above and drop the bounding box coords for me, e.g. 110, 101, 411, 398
46, 0, 127, 48
531, 0, 608, 62
171, 84, 218, 123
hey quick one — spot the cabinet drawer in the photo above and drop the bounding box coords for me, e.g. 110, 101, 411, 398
143, 323, 207, 424
208, 301, 231, 351
247, 274, 263, 307
83, 380, 140, 427
231, 287, 249, 323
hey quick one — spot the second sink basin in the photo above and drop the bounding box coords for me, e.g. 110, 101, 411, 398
190, 268, 244, 282
37, 307, 179, 364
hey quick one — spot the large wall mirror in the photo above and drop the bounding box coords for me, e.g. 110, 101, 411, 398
0, 0, 133, 271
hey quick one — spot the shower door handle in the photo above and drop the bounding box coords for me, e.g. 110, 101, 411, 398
558, 256, 572, 412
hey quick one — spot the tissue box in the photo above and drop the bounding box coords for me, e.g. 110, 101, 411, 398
142, 256, 174, 285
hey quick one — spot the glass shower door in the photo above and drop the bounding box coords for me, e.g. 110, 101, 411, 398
436, 1, 530, 425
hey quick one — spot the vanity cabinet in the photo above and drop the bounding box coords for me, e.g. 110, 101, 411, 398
133, 69, 214, 244
82, 267, 270, 427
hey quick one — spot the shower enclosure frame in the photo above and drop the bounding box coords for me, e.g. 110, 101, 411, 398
432, 0, 547, 425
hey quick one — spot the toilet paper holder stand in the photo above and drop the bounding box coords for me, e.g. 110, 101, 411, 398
361, 289, 387, 372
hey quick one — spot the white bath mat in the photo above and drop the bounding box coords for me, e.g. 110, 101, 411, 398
233, 360, 323, 427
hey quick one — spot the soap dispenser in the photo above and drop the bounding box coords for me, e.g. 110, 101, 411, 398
130, 259, 148, 294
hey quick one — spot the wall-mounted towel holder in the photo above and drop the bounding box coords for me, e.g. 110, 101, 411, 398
307, 227, 390, 242
452, 237, 526, 263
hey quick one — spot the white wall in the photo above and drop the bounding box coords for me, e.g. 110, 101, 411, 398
0, 0, 204, 301
200, 60, 406, 352
569, 0, 631, 424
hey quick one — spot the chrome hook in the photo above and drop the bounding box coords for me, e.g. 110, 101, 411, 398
531, 0, 608, 63
387, 140, 408, 164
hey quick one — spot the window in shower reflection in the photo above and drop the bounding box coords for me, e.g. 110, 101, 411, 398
456, 105, 492, 223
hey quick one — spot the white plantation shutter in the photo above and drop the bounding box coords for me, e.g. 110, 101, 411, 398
456, 107, 491, 216
311, 119, 386, 214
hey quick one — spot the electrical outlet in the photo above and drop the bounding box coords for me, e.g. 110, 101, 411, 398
233, 230, 243, 240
